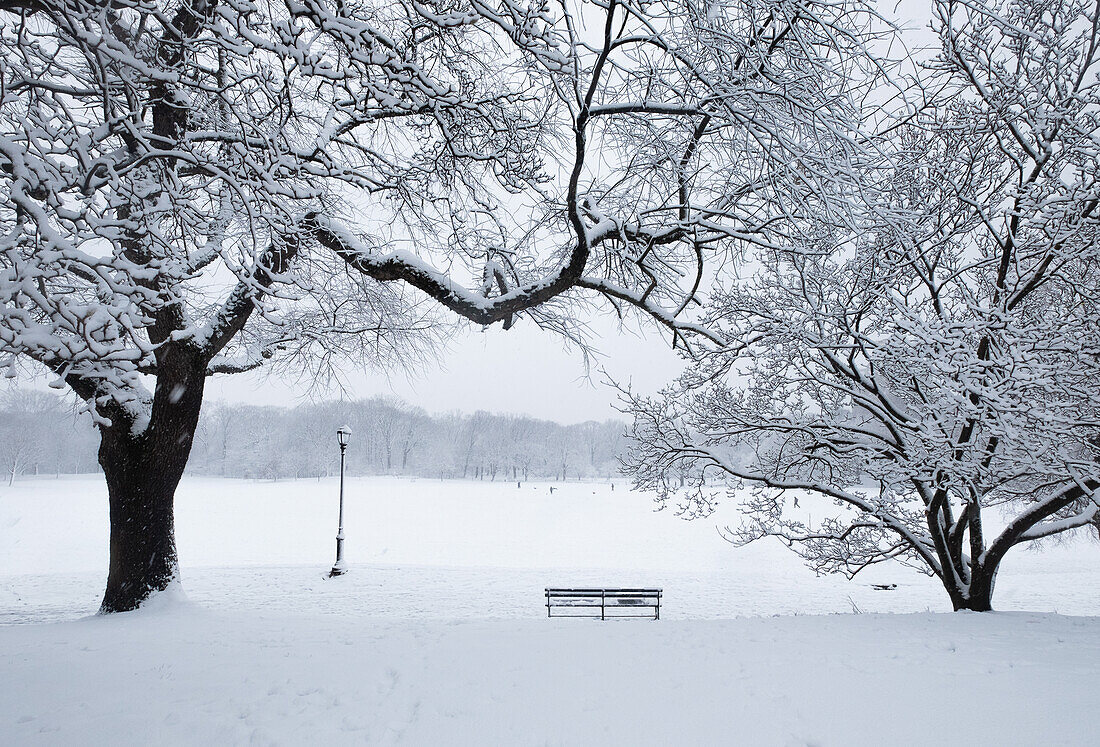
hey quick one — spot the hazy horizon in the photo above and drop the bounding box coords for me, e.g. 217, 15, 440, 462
204, 313, 685, 425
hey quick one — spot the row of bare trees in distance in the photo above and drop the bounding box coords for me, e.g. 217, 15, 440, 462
192, 398, 627, 481
0, 390, 627, 484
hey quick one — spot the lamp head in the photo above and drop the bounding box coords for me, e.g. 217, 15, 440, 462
337, 426, 351, 447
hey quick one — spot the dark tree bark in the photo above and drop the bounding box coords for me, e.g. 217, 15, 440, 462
935, 557, 995, 612
99, 433, 182, 613
955, 575, 994, 612
97, 350, 207, 613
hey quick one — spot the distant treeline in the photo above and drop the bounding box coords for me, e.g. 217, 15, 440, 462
0, 389, 628, 483
0, 389, 101, 483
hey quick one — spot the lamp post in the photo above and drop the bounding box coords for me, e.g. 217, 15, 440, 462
329, 425, 352, 577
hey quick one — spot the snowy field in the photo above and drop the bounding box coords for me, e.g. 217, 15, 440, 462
2, 475, 1100, 744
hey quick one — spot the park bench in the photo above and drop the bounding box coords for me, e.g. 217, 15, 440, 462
545, 587, 662, 620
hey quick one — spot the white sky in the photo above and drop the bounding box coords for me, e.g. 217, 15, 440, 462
206, 313, 686, 424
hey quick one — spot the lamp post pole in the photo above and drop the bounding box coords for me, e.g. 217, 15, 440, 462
330, 426, 351, 577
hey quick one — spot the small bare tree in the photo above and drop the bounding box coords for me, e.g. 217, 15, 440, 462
624, 0, 1100, 611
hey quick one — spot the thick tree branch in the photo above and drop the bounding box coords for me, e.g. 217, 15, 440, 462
312, 214, 593, 326
984, 478, 1100, 568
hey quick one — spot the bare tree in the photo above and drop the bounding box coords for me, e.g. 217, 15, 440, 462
0, 0, 556, 611
624, 0, 1100, 611
0, 389, 47, 484
398, 409, 429, 472
456, 411, 487, 479
0, 388, 101, 480
2, 0, 886, 611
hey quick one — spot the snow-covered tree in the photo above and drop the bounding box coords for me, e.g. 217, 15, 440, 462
0, 0, 507, 611
624, 0, 1100, 611
1, 0, 886, 611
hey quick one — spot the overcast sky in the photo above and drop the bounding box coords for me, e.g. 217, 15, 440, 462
206, 313, 686, 424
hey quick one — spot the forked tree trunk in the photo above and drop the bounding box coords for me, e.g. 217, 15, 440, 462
952, 567, 995, 612
943, 581, 994, 612
938, 560, 996, 612
97, 355, 206, 613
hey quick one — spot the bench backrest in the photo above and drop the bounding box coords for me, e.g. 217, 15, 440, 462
545, 588, 662, 599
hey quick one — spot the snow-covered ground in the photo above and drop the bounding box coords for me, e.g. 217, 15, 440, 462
2, 475, 1099, 744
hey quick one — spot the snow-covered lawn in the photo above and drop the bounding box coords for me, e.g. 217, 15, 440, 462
2, 475, 1099, 744
4, 603, 1097, 745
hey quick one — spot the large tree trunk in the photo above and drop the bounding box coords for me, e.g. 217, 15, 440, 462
946, 585, 994, 612
938, 563, 995, 612
953, 568, 995, 612
98, 356, 206, 613
99, 432, 184, 613
954, 593, 994, 612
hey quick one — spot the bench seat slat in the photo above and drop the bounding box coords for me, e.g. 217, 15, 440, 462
550, 598, 657, 604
